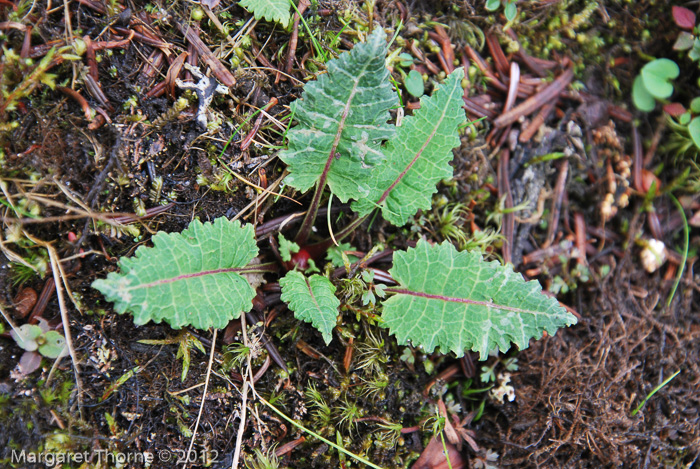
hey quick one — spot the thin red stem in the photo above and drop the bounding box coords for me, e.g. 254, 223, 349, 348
383, 288, 540, 315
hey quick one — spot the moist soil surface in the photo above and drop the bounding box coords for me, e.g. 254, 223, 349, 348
1, 1, 698, 468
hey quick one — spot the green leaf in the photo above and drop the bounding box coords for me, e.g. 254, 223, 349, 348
688, 116, 700, 150
92, 218, 258, 330
640, 59, 679, 99
485, 0, 501, 11
633, 75, 656, 112
279, 28, 399, 202
404, 69, 424, 97
398, 52, 414, 68
326, 242, 359, 267
383, 240, 577, 359
280, 271, 340, 344
278, 234, 300, 262
504, 1, 517, 21
238, 0, 291, 27
690, 97, 700, 113
674, 31, 695, 51
352, 68, 466, 226
690, 38, 700, 62
38, 331, 67, 358
10, 324, 43, 352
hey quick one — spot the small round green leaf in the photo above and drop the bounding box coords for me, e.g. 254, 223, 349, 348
405, 69, 424, 97
398, 53, 414, 68
10, 324, 43, 352
690, 97, 700, 114
485, 0, 501, 11
674, 31, 695, 51
632, 75, 656, 112
38, 331, 68, 358
504, 1, 517, 21
691, 39, 700, 61
640, 59, 679, 99
680, 112, 692, 125
688, 116, 700, 150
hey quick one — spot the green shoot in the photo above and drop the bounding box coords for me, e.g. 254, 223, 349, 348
631, 370, 681, 416
666, 194, 689, 307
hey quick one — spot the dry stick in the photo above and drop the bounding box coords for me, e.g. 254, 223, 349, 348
545, 158, 569, 248
643, 116, 666, 167
57, 86, 95, 121
112, 25, 172, 51
240, 97, 279, 151
519, 98, 556, 143
20, 24, 32, 57
176, 22, 236, 87
503, 62, 520, 113
275, 436, 306, 458
493, 66, 574, 128
232, 172, 288, 222
486, 34, 510, 77
184, 329, 218, 469
429, 28, 455, 74
285, 0, 311, 75
464, 44, 507, 92
574, 211, 588, 265
632, 125, 643, 193
26, 235, 84, 413
462, 96, 497, 119
231, 312, 251, 469
498, 149, 514, 265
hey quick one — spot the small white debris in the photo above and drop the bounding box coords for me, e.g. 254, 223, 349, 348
490, 372, 515, 404
640, 239, 667, 273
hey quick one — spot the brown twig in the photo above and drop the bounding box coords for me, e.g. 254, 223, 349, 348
462, 96, 497, 119
519, 98, 557, 142
574, 212, 587, 265
423, 363, 460, 397
429, 26, 455, 73
411, 40, 441, 75
57, 86, 94, 121
494, 66, 574, 128
486, 34, 510, 78
285, 0, 311, 75
176, 22, 236, 87
20, 24, 32, 58
166, 51, 188, 99
464, 44, 507, 92
498, 149, 514, 264
112, 25, 171, 51
632, 126, 643, 192
275, 437, 306, 457
90, 29, 135, 51
240, 97, 279, 151
545, 159, 569, 247
143, 81, 167, 100
141, 49, 164, 80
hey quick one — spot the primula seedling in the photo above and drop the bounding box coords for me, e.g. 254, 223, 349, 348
485, 0, 517, 22
10, 320, 68, 359
404, 69, 424, 97
633, 58, 680, 112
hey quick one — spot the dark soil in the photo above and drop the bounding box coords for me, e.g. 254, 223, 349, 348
1, 0, 698, 468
